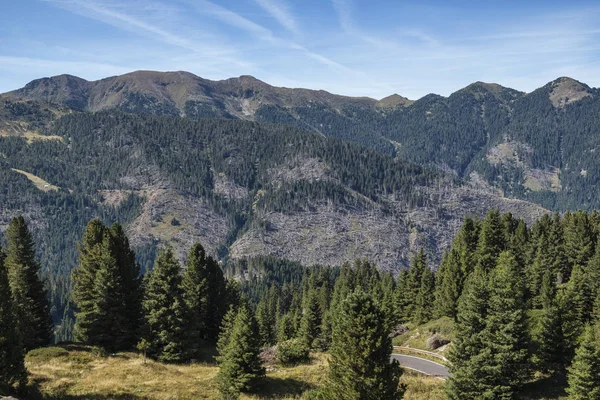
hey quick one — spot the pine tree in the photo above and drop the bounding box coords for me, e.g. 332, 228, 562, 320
5, 216, 52, 351
108, 223, 142, 349
204, 255, 228, 342
215, 305, 265, 398
446, 268, 489, 400
479, 251, 530, 398
72, 219, 107, 344
563, 264, 594, 348
72, 220, 141, 351
475, 210, 506, 272
398, 249, 427, 320
535, 270, 568, 373
321, 290, 404, 400
0, 249, 27, 390
300, 289, 322, 349
563, 211, 596, 276
181, 243, 209, 358
433, 249, 463, 319
142, 249, 186, 362
566, 324, 600, 400
413, 265, 435, 325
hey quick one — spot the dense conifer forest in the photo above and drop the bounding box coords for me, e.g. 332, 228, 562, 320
2, 209, 600, 399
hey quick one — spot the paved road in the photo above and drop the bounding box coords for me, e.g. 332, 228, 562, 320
391, 354, 450, 378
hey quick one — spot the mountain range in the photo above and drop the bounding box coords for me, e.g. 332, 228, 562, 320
1, 70, 599, 284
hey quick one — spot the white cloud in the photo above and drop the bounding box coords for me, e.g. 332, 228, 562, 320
254, 0, 299, 35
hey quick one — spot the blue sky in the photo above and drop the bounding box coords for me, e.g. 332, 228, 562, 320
1, 0, 600, 99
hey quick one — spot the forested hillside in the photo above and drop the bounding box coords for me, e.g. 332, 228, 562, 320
7, 71, 600, 212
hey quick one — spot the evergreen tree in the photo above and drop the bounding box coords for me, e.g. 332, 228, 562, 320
72, 220, 141, 351
108, 223, 142, 349
479, 251, 530, 398
0, 249, 27, 390
563, 211, 596, 276
215, 305, 265, 399
398, 249, 427, 320
446, 268, 490, 400
433, 249, 463, 319
300, 289, 322, 349
566, 324, 600, 400
5, 216, 52, 351
475, 210, 506, 272
181, 243, 209, 359
321, 290, 404, 400
413, 265, 435, 325
204, 255, 228, 342
563, 264, 594, 348
72, 219, 107, 344
142, 249, 186, 362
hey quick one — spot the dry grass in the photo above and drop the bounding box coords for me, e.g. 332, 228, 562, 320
25, 346, 449, 400
11, 168, 60, 192
401, 370, 445, 400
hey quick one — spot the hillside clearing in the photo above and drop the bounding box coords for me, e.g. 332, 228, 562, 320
11, 168, 59, 192
24, 345, 446, 400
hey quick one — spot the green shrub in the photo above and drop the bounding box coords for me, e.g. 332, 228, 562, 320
277, 338, 309, 365
26, 347, 69, 363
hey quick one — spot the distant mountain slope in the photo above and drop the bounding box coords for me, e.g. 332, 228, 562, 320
8, 71, 600, 212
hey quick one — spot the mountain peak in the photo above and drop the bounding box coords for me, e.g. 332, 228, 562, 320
548, 76, 592, 108
377, 93, 413, 109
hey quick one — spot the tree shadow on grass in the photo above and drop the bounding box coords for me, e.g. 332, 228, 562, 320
520, 373, 567, 400
251, 376, 316, 399
23, 378, 144, 400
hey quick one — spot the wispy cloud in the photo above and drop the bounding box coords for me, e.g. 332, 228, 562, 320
254, 0, 299, 35
42, 0, 249, 66
331, 0, 352, 32
192, 0, 354, 74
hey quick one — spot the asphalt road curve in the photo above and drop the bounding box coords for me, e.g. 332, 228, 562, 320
391, 354, 450, 378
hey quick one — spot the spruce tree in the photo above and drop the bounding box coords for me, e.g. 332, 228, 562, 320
0, 249, 27, 390
5, 216, 52, 351
72, 220, 141, 351
204, 255, 228, 342
475, 210, 506, 272
479, 251, 529, 398
446, 268, 489, 400
215, 305, 265, 398
72, 219, 107, 344
300, 289, 322, 349
321, 290, 404, 400
566, 324, 600, 400
142, 249, 186, 362
108, 223, 142, 349
563, 264, 594, 348
413, 264, 435, 325
433, 249, 463, 319
181, 243, 209, 358
398, 249, 427, 320
535, 270, 568, 373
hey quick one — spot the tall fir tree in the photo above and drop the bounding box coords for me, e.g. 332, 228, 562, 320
433, 249, 463, 320
321, 290, 404, 400
215, 304, 265, 399
72, 219, 107, 344
0, 249, 27, 390
413, 264, 435, 325
72, 220, 141, 351
204, 255, 228, 342
300, 288, 322, 349
478, 251, 530, 399
108, 223, 142, 349
446, 268, 490, 400
398, 249, 427, 320
566, 324, 600, 400
535, 270, 568, 373
5, 216, 52, 351
475, 210, 506, 272
142, 249, 187, 362
181, 243, 209, 359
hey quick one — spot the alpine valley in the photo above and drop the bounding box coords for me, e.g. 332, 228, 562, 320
2, 70, 599, 326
